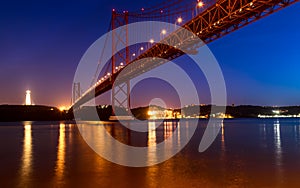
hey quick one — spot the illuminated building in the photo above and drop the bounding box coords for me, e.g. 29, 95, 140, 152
25, 90, 32, 105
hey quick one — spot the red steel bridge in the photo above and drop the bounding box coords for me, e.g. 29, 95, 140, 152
70, 0, 299, 111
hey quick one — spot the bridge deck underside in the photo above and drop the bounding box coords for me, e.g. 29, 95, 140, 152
72, 0, 298, 108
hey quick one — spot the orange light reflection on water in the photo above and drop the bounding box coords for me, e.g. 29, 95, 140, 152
19, 123, 32, 186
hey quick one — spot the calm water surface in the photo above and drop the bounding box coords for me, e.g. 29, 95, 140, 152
1, 119, 300, 187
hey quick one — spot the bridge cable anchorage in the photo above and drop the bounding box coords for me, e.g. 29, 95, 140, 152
71, 0, 299, 109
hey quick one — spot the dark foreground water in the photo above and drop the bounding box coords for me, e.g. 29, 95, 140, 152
1, 118, 300, 187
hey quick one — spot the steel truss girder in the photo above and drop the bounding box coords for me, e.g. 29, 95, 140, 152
71, 0, 298, 109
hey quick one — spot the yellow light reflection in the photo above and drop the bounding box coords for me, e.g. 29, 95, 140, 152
221, 122, 225, 151
220, 121, 226, 161
177, 121, 181, 147
273, 120, 283, 183
55, 123, 66, 183
148, 121, 156, 146
147, 121, 158, 166
19, 123, 32, 185
274, 120, 282, 164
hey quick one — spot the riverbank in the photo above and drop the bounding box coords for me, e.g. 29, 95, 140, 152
0, 105, 69, 122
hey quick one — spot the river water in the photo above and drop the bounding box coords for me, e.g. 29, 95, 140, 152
1, 118, 300, 187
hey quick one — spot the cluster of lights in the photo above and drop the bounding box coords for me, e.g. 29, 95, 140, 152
115, 62, 125, 71
59, 106, 67, 111
77, 69, 118, 103
94, 72, 112, 87
147, 109, 182, 119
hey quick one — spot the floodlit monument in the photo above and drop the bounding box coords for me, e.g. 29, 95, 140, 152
25, 90, 32, 105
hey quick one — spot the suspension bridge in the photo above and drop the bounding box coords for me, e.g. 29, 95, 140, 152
70, 0, 298, 112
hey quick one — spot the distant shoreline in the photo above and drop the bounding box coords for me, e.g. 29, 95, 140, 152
0, 105, 70, 122
1, 104, 300, 122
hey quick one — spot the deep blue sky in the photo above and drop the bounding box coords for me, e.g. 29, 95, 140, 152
0, 0, 299, 107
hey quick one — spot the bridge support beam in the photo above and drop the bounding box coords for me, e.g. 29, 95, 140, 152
72, 82, 81, 105
111, 10, 131, 116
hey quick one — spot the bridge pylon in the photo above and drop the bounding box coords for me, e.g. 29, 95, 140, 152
72, 82, 81, 105
111, 10, 131, 116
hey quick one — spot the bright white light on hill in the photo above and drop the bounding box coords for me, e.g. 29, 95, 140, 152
25, 90, 32, 105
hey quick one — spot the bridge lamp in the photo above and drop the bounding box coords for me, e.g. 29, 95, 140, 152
107, 73, 111, 76
197, 1, 204, 8
194, 1, 204, 16
176, 17, 183, 24
132, 53, 136, 57
149, 39, 154, 44
161, 29, 167, 35
140, 47, 144, 51
120, 62, 124, 66
175, 17, 183, 30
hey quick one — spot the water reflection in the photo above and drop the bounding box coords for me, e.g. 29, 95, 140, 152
164, 121, 181, 162
19, 122, 32, 185
177, 121, 181, 148
147, 121, 158, 166
55, 123, 66, 184
221, 121, 225, 152
147, 121, 156, 146
2, 119, 300, 187
294, 119, 300, 145
273, 119, 284, 185
274, 120, 282, 165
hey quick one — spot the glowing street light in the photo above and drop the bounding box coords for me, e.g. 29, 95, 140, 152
195, 1, 205, 17
197, 1, 204, 8
177, 17, 183, 24
175, 17, 183, 30
140, 47, 144, 51
149, 39, 154, 44
160, 29, 167, 40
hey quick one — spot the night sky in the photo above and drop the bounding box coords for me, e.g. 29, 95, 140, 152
0, 0, 299, 107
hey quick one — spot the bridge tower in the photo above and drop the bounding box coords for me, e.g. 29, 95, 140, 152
111, 10, 130, 115
72, 82, 81, 104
